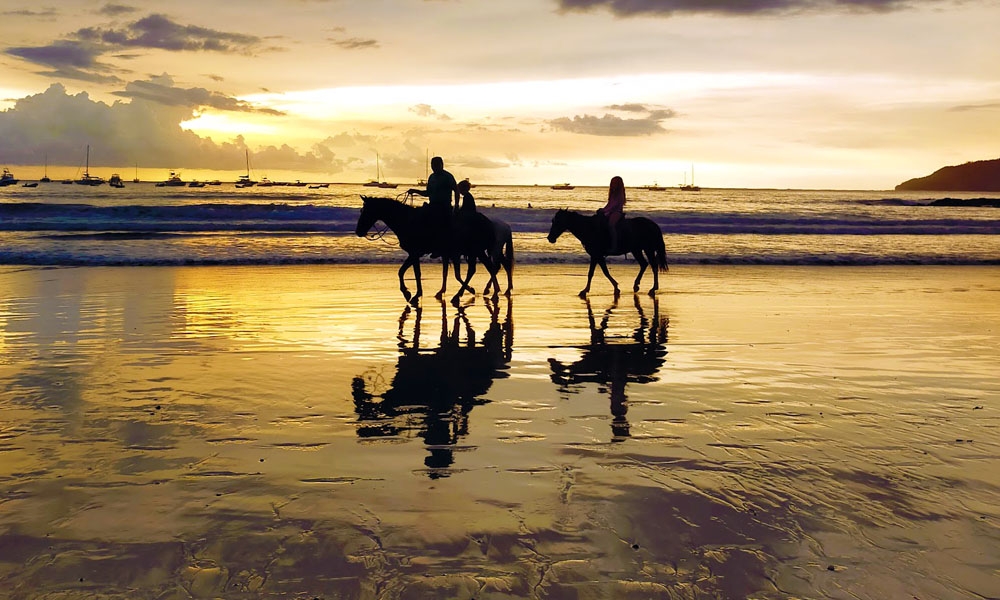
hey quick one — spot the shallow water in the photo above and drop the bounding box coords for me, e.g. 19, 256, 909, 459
1, 264, 998, 598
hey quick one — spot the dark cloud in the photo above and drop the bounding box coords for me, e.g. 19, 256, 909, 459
606, 103, 651, 112
111, 75, 285, 115
330, 37, 379, 50
5, 41, 122, 83
555, 0, 928, 17
7, 40, 102, 70
949, 101, 1000, 112
1, 8, 58, 17
547, 106, 675, 136
6, 14, 267, 83
100, 3, 138, 16
75, 14, 261, 53
0, 84, 345, 174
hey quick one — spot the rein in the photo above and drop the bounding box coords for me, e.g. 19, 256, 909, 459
362, 191, 419, 245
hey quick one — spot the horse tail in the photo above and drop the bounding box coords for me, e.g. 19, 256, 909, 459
504, 225, 515, 273
654, 223, 669, 272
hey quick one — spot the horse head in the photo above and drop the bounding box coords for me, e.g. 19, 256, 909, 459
547, 209, 570, 243
354, 196, 382, 237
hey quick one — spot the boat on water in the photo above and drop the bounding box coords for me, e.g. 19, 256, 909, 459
41, 155, 50, 182
678, 165, 700, 191
188, 180, 206, 188
22, 182, 38, 188
642, 182, 667, 191
363, 152, 397, 188
108, 173, 125, 188
551, 183, 574, 190
132, 163, 140, 183
289, 180, 307, 187
257, 177, 275, 187
235, 150, 257, 187
308, 183, 329, 189
156, 171, 185, 187
76, 146, 105, 186
0, 167, 18, 186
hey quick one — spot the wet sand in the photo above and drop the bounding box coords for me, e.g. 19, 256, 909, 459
1, 264, 998, 599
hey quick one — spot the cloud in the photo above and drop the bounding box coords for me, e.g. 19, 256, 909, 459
546, 107, 675, 136
408, 103, 453, 121
112, 75, 285, 115
5, 41, 122, 83
0, 84, 343, 173
6, 13, 268, 83
100, 3, 138, 16
455, 156, 510, 169
75, 14, 261, 53
329, 37, 379, 50
554, 0, 932, 17
948, 101, 1000, 112
1, 8, 58, 17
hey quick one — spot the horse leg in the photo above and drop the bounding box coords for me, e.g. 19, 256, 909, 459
579, 258, 598, 298
485, 253, 501, 299
647, 247, 659, 296
598, 258, 620, 297
398, 256, 415, 302
504, 239, 514, 296
411, 259, 424, 305
452, 256, 477, 305
436, 257, 454, 300
632, 250, 648, 293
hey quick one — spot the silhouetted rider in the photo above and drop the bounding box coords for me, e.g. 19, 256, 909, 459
408, 156, 459, 257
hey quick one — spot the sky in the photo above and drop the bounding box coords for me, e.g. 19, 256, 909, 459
1, 0, 998, 189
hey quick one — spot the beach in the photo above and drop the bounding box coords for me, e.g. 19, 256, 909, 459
0, 263, 998, 598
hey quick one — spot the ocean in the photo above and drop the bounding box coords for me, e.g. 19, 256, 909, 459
1, 182, 998, 266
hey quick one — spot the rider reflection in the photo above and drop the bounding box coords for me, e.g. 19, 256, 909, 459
351, 298, 513, 477
549, 295, 669, 442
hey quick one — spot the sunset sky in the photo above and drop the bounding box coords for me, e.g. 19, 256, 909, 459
1, 0, 998, 189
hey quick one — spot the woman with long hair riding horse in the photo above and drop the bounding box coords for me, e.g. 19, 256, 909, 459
548, 176, 668, 297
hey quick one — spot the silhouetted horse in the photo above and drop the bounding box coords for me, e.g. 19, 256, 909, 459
549, 295, 668, 442
355, 196, 497, 305
482, 217, 514, 297
547, 209, 668, 297
351, 298, 513, 477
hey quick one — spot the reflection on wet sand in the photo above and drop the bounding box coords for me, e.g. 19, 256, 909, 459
549, 295, 668, 441
352, 297, 513, 477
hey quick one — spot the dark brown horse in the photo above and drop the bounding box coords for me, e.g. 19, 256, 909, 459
547, 209, 668, 297
355, 196, 497, 305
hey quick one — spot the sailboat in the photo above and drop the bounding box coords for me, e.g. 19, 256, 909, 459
678, 164, 700, 191
132, 163, 140, 183
416, 149, 429, 186
40, 154, 50, 182
363, 152, 397, 188
236, 149, 257, 187
75, 145, 105, 186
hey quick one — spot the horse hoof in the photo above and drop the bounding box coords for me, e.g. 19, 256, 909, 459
434, 291, 444, 300
402, 290, 412, 302
578, 290, 588, 298
410, 297, 420, 307
648, 288, 657, 297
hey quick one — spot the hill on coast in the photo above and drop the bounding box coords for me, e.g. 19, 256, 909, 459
895, 158, 1000, 191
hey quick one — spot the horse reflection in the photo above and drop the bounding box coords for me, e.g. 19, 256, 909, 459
351, 298, 513, 477
549, 295, 668, 442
